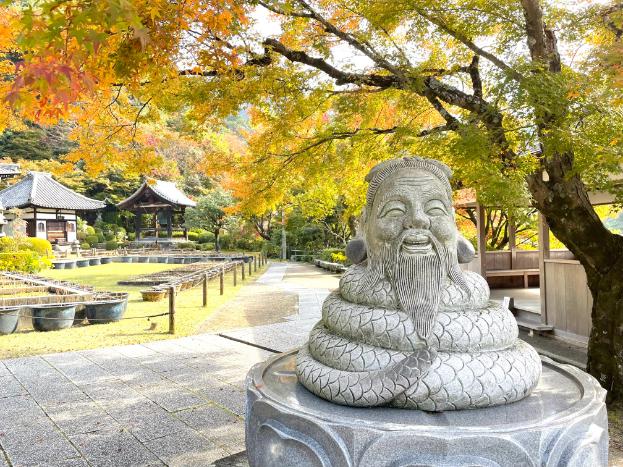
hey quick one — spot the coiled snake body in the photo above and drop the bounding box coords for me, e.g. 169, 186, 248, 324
296, 266, 541, 411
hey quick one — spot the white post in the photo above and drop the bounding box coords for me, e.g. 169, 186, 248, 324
281, 208, 287, 260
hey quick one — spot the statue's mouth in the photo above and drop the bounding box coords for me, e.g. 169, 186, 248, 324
401, 234, 432, 254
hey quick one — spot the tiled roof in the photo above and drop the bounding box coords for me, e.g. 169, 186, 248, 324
117, 179, 196, 209
0, 171, 105, 210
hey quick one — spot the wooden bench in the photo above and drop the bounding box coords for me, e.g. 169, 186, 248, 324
486, 268, 539, 288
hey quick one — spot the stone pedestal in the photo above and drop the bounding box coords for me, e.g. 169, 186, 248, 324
245, 350, 608, 467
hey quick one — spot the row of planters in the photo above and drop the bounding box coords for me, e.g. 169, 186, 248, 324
53, 253, 255, 269
0, 292, 128, 335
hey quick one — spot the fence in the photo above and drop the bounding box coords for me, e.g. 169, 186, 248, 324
0, 253, 270, 335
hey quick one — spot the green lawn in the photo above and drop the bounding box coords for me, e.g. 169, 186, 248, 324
0, 262, 264, 359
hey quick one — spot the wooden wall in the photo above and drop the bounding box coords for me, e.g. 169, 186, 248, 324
484, 249, 574, 271
544, 259, 592, 346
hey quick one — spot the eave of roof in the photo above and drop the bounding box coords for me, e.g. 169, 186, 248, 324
0, 171, 105, 210
117, 179, 196, 210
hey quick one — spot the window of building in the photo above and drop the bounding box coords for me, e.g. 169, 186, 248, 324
66, 222, 75, 232
37, 222, 45, 232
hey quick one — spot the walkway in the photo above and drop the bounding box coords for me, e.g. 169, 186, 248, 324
0, 262, 601, 466
0, 262, 336, 467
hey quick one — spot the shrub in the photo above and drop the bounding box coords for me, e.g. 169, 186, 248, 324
196, 232, 214, 243
177, 242, 197, 250
262, 242, 281, 258
23, 238, 52, 257
104, 232, 115, 241
96, 230, 105, 243
0, 251, 51, 272
80, 241, 91, 250
105, 240, 118, 250
85, 226, 96, 236
85, 235, 99, 246
319, 248, 346, 262
127, 232, 136, 241
187, 231, 199, 241
197, 242, 214, 251
331, 252, 347, 264
0, 236, 17, 252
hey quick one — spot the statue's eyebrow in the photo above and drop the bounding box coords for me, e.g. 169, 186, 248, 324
378, 189, 411, 204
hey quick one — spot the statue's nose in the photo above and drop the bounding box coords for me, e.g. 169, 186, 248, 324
404, 208, 430, 229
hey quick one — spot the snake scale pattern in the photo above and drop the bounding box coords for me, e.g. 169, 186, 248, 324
296, 266, 542, 411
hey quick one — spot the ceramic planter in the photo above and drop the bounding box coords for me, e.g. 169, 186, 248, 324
85, 297, 127, 324
141, 289, 167, 302
31, 304, 76, 331
0, 307, 20, 335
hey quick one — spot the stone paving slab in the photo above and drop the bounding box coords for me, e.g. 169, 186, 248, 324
0, 333, 270, 466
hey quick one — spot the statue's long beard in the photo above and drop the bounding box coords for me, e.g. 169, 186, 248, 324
391, 234, 444, 339
364, 232, 470, 339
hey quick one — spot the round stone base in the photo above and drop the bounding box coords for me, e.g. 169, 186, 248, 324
245, 350, 608, 467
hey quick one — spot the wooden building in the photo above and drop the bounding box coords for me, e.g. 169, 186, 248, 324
0, 171, 105, 243
456, 190, 618, 347
117, 179, 196, 241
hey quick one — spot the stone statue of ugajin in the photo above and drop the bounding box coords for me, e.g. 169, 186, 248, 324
296, 156, 541, 411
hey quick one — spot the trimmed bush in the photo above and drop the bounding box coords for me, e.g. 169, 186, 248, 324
197, 242, 214, 251
0, 250, 52, 272
187, 231, 200, 241
105, 240, 118, 250
85, 226, 96, 236
80, 241, 91, 250
23, 238, 53, 257
85, 235, 99, 246
0, 237, 52, 272
0, 250, 51, 272
127, 232, 136, 241
177, 242, 197, 250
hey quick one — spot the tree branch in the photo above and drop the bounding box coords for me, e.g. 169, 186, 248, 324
263, 38, 397, 87
416, 9, 523, 81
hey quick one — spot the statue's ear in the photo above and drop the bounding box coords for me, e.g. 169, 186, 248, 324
346, 237, 367, 264
457, 234, 476, 264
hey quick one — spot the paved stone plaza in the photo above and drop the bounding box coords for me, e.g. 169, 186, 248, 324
0, 263, 334, 467
0, 262, 612, 466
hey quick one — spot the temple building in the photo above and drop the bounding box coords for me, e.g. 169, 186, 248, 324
0, 163, 20, 180
117, 178, 196, 241
0, 171, 105, 243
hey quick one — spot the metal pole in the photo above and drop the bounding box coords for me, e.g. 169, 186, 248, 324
202, 273, 208, 307
168, 286, 176, 334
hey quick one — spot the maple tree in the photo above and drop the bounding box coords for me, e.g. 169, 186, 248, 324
3, 0, 623, 402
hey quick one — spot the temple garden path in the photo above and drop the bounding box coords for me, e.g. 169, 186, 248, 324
0, 262, 621, 466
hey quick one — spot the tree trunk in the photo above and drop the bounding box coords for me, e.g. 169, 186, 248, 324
528, 155, 623, 403
214, 228, 220, 252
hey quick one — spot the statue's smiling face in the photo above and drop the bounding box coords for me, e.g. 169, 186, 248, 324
368, 168, 457, 255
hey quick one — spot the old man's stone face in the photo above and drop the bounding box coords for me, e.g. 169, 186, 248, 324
364, 167, 460, 338
367, 168, 457, 255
